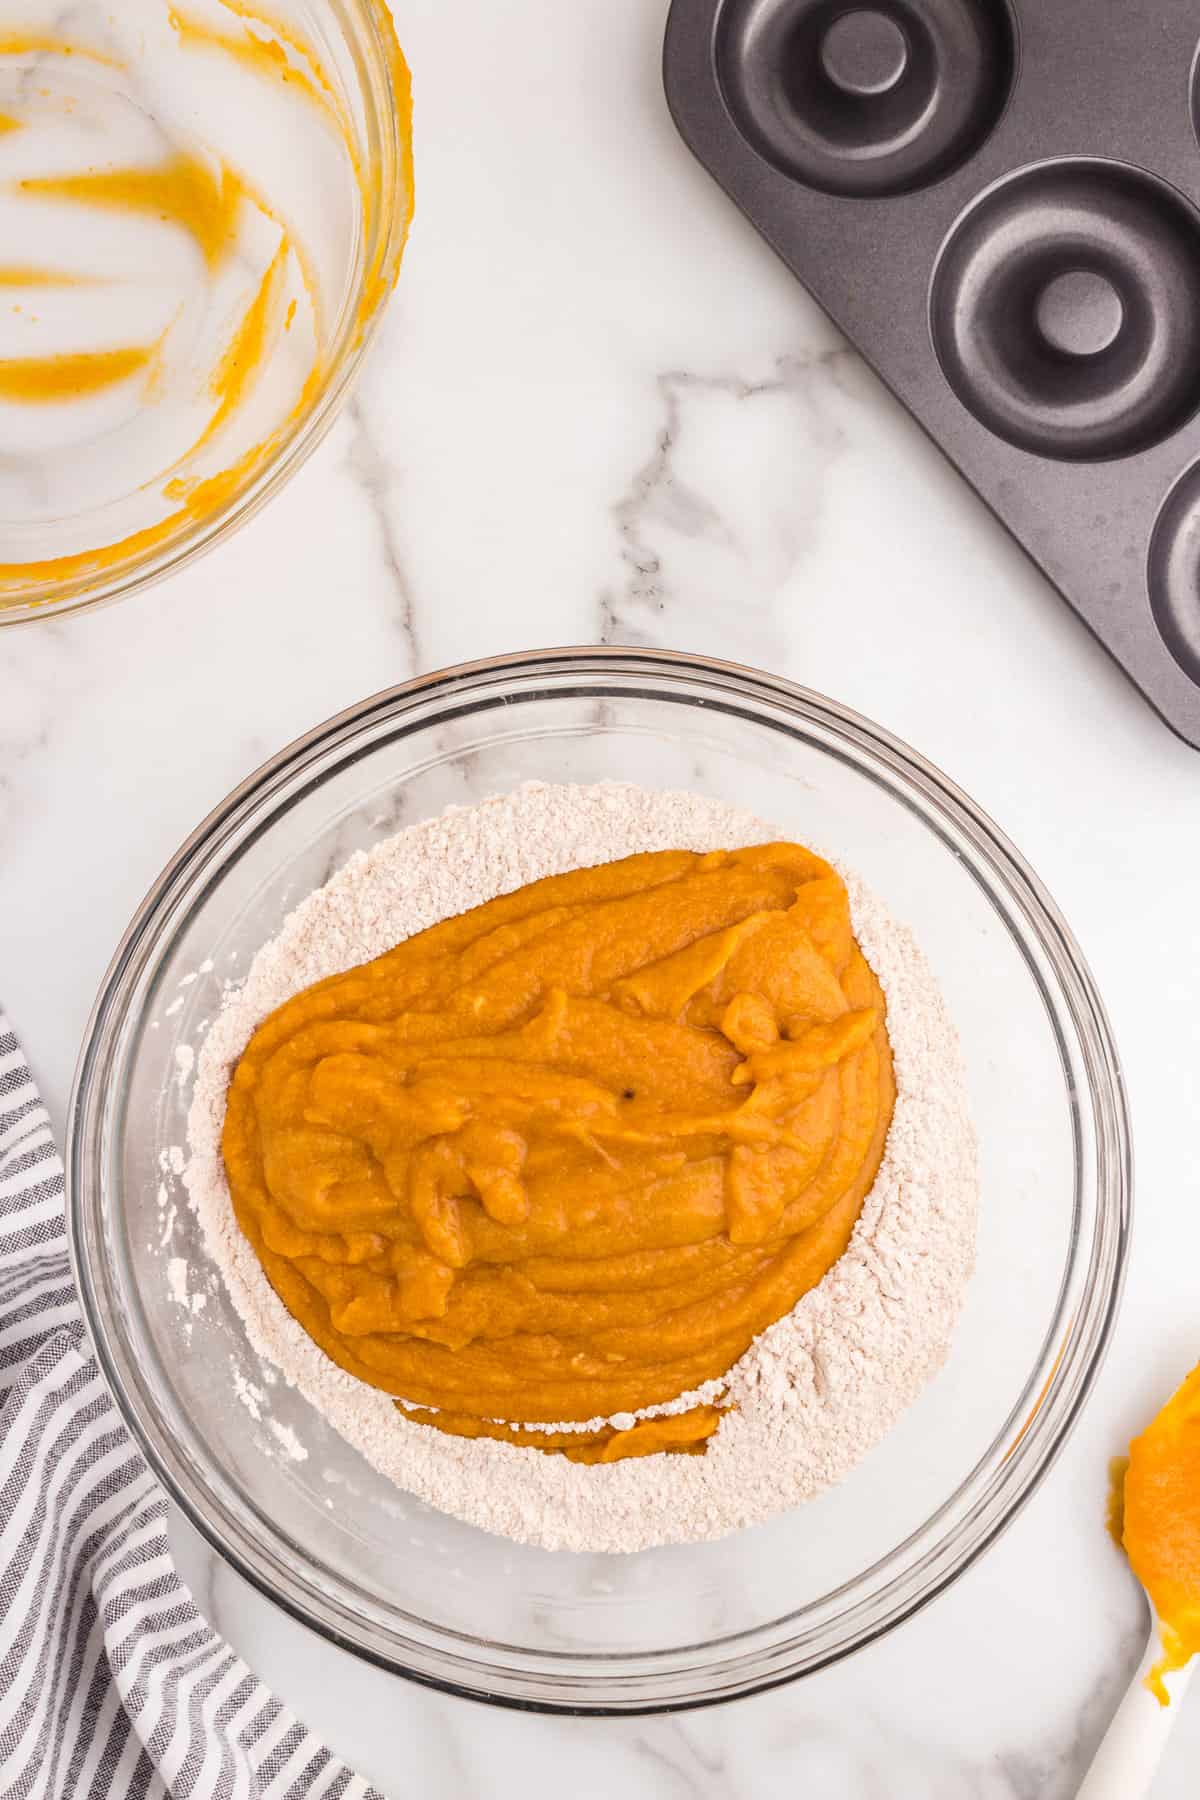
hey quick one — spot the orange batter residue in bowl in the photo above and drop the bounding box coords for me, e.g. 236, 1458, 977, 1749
1122, 1361, 1200, 1702
222, 844, 896, 1462
0, 1, 413, 604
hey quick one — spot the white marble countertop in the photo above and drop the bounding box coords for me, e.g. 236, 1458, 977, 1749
3, 1, 1200, 1793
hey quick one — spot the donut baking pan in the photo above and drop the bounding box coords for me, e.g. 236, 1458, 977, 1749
663, 0, 1200, 747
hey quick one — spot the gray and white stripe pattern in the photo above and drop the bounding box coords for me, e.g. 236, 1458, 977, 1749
0, 1013, 383, 1800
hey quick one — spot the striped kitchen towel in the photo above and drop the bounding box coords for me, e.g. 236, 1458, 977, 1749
0, 1012, 384, 1800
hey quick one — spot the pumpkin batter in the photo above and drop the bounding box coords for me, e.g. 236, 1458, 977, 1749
1122, 1362, 1200, 1702
222, 843, 896, 1462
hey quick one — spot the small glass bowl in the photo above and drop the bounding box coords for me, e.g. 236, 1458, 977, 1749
68, 648, 1130, 1713
0, 0, 409, 623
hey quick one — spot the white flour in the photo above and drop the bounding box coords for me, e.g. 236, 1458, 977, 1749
182, 783, 978, 1553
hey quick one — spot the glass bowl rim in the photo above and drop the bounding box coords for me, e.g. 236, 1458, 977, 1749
67, 645, 1132, 1714
0, 0, 410, 627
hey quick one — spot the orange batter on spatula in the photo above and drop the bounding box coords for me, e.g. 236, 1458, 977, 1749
1122, 1362, 1200, 1702
222, 844, 895, 1462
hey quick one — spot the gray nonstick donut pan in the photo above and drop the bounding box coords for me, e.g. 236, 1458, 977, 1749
663, 0, 1200, 747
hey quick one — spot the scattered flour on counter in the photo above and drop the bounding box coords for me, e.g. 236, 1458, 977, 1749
181, 782, 979, 1553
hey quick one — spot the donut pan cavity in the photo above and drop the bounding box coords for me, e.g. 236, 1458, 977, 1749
664, 0, 1200, 745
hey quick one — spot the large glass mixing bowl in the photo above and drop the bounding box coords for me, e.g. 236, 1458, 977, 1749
0, 0, 409, 623
68, 648, 1130, 1712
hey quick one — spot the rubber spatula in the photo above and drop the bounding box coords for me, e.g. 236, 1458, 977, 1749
1077, 1362, 1200, 1797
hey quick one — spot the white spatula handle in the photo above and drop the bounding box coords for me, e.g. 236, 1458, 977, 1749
1075, 1626, 1194, 1799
